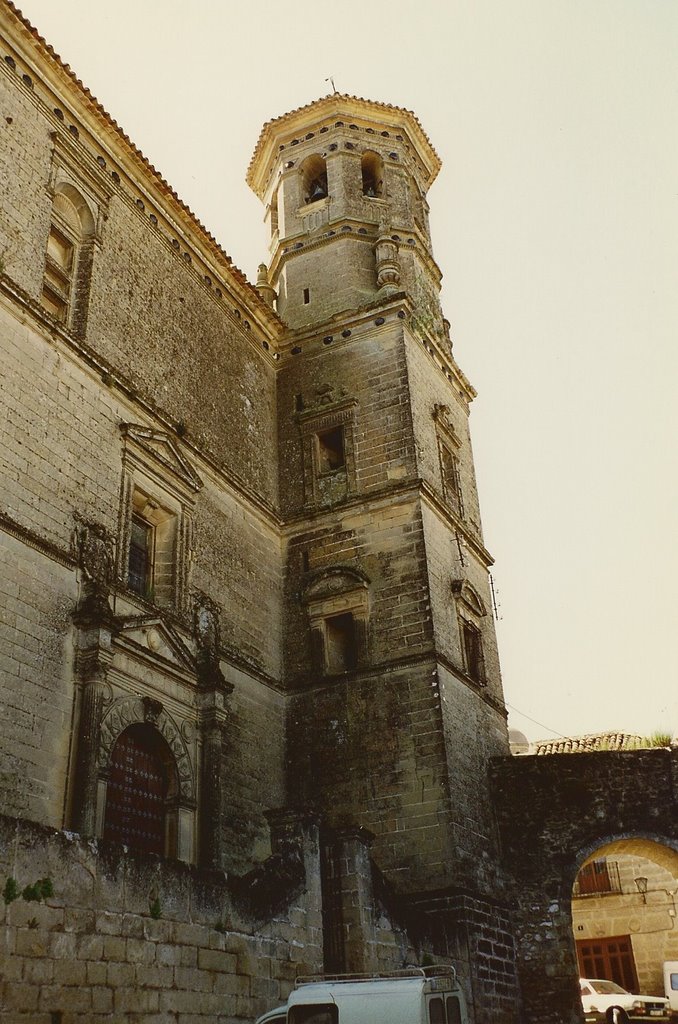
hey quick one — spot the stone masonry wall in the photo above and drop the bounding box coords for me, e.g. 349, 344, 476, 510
0, 55, 278, 506
276, 320, 417, 518
0, 535, 75, 829
287, 659, 457, 894
0, 814, 323, 1023
0, 297, 285, 842
0, 299, 283, 678
0, 60, 53, 299
404, 330, 484, 537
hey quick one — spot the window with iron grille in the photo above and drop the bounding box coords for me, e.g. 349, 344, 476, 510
462, 619, 485, 685
573, 859, 622, 897
128, 515, 154, 597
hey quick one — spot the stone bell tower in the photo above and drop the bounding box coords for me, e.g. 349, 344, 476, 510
247, 94, 442, 330
248, 97, 510, 906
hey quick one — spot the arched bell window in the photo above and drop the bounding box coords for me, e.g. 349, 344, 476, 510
103, 723, 179, 856
361, 151, 384, 198
301, 154, 329, 204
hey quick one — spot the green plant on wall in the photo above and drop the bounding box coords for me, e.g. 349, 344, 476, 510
3, 877, 20, 904
646, 731, 673, 747
22, 877, 54, 902
4, 876, 54, 904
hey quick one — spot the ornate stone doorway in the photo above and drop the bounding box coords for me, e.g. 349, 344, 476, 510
103, 723, 177, 856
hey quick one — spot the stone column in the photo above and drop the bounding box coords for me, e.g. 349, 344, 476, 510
323, 826, 377, 973
71, 582, 116, 837
198, 689, 230, 870
194, 593, 233, 870
374, 232, 401, 293
267, 809, 324, 969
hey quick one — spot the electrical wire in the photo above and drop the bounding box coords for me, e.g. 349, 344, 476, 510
504, 700, 567, 739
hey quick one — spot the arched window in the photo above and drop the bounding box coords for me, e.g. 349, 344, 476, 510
302, 566, 370, 676
41, 183, 95, 333
361, 151, 384, 198
301, 154, 328, 204
103, 723, 178, 856
270, 187, 279, 236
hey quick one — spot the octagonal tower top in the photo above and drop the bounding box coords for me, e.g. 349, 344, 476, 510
247, 94, 441, 202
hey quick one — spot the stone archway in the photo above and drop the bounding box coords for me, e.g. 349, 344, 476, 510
95, 695, 197, 861
572, 837, 678, 999
491, 747, 678, 1023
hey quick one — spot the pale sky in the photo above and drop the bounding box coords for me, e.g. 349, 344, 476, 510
12, 0, 678, 743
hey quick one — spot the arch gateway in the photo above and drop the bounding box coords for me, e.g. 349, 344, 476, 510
492, 748, 678, 1023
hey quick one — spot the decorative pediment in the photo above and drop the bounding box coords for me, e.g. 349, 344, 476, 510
114, 615, 196, 674
451, 579, 487, 617
297, 384, 358, 435
433, 403, 461, 448
120, 423, 203, 494
302, 566, 370, 604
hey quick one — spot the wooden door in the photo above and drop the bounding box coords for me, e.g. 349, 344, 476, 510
577, 936, 639, 992
103, 725, 168, 855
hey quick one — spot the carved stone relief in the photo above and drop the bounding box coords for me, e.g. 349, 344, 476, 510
99, 695, 195, 801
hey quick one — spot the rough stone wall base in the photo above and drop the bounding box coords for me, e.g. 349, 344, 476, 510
0, 813, 323, 1022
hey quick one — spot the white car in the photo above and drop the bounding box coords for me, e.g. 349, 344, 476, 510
580, 978, 670, 1023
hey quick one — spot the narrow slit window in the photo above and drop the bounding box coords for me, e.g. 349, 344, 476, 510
317, 426, 345, 474
303, 287, 310, 304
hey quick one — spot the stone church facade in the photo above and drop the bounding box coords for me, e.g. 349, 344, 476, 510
3, 3, 677, 1023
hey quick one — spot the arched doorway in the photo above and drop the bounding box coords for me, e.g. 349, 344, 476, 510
103, 723, 178, 856
572, 838, 678, 999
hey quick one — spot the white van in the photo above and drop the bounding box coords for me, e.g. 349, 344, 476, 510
255, 968, 468, 1024
663, 963, 678, 1017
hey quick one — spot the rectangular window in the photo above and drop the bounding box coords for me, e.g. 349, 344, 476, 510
462, 620, 485, 684
325, 612, 357, 672
128, 515, 154, 596
289, 1006, 337, 1024
428, 997, 445, 1024
446, 997, 462, 1024
574, 859, 622, 897
42, 225, 74, 322
440, 443, 462, 514
303, 287, 310, 304
317, 426, 345, 474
